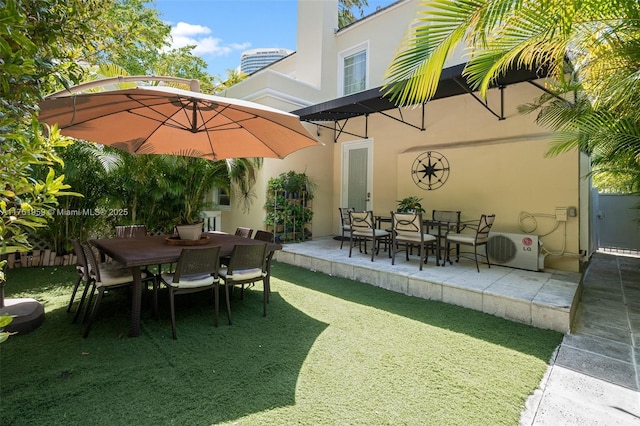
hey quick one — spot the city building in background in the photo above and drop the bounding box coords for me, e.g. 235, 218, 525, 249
240, 48, 293, 74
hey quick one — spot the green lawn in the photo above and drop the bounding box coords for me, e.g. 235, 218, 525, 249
0, 261, 562, 425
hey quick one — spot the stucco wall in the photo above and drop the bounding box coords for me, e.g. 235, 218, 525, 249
218, 0, 584, 272
329, 80, 581, 271
220, 123, 333, 242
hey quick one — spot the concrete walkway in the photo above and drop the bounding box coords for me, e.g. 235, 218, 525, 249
521, 252, 640, 425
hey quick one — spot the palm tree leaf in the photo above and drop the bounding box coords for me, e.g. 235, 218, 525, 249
383, 0, 486, 105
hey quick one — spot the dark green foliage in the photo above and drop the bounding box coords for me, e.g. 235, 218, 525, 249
397, 195, 425, 213
265, 171, 315, 242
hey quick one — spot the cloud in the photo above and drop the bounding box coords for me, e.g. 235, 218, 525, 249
168, 21, 250, 58
173, 22, 211, 37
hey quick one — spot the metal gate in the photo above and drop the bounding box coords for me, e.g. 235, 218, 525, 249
596, 193, 640, 253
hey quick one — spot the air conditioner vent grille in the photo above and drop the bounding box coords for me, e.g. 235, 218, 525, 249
486, 232, 542, 271
487, 235, 517, 263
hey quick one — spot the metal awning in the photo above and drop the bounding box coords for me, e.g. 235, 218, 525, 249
292, 63, 544, 142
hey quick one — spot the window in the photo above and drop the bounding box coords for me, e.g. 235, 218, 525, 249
211, 187, 230, 209
216, 187, 230, 207
339, 43, 369, 96
343, 50, 366, 95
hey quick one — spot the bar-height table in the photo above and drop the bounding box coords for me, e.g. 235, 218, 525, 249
376, 214, 459, 265
90, 233, 281, 337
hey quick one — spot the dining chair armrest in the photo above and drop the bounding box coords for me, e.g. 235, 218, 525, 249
445, 220, 475, 235
458, 220, 479, 232
445, 222, 460, 231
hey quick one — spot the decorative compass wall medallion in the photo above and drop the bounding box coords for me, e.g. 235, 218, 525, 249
411, 151, 450, 190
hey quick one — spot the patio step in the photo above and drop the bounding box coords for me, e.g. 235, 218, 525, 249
273, 237, 582, 333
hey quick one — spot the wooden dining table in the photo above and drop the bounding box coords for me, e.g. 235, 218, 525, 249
90, 232, 281, 337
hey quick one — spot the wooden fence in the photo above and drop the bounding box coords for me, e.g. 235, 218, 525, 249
5, 250, 77, 269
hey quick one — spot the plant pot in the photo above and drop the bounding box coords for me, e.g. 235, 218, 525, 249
175, 222, 203, 241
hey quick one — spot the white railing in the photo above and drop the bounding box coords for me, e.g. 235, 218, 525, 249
201, 210, 222, 232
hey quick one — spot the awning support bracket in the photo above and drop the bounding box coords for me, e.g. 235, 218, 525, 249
453, 77, 505, 120
334, 118, 365, 142
313, 121, 367, 142
358, 102, 426, 132
527, 80, 575, 106
304, 100, 426, 143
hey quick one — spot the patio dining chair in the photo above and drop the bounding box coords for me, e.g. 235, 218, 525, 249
338, 207, 354, 249
218, 243, 268, 325
253, 230, 274, 243
348, 210, 390, 262
69, 237, 148, 324
445, 214, 496, 272
115, 224, 148, 238
221, 227, 255, 268
67, 237, 92, 322
253, 230, 275, 302
80, 242, 150, 338
115, 223, 161, 287
157, 246, 221, 339
430, 210, 461, 265
234, 227, 253, 238
391, 211, 438, 270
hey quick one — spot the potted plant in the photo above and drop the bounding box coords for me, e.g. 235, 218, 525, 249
267, 176, 285, 193
174, 192, 207, 240
264, 170, 315, 242
174, 206, 206, 241
264, 192, 287, 232
397, 196, 425, 213
172, 159, 215, 240
283, 170, 301, 197
175, 211, 205, 241
299, 172, 316, 201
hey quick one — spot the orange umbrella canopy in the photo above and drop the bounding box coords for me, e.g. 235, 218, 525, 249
38, 85, 320, 160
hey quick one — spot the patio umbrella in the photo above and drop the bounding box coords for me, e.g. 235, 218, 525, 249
38, 85, 320, 160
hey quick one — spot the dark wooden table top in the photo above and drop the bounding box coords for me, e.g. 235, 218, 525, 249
88, 232, 281, 337
90, 232, 281, 268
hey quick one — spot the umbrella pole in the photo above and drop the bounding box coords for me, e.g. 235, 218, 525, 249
191, 100, 198, 132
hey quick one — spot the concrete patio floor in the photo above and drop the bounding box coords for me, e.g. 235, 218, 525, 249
273, 238, 640, 425
274, 236, 581, 333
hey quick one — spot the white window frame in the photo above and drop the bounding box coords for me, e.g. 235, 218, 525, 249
211, 187, 231, 210
338, 41, 369, 97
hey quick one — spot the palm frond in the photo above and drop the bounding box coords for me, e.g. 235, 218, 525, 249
383, 0, 486, 105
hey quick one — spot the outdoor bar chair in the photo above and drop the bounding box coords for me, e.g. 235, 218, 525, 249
348, 210, 390, 262
157, 246, 221, 339
445, 214, 496, 272
338, 207, 354, 249
430, 210, 461, 265
391, 211, 438, 270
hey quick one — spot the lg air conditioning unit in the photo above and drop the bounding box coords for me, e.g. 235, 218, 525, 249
486, 232, 544, 271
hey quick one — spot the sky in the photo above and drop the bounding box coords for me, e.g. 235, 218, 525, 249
151, 0, 397, 77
